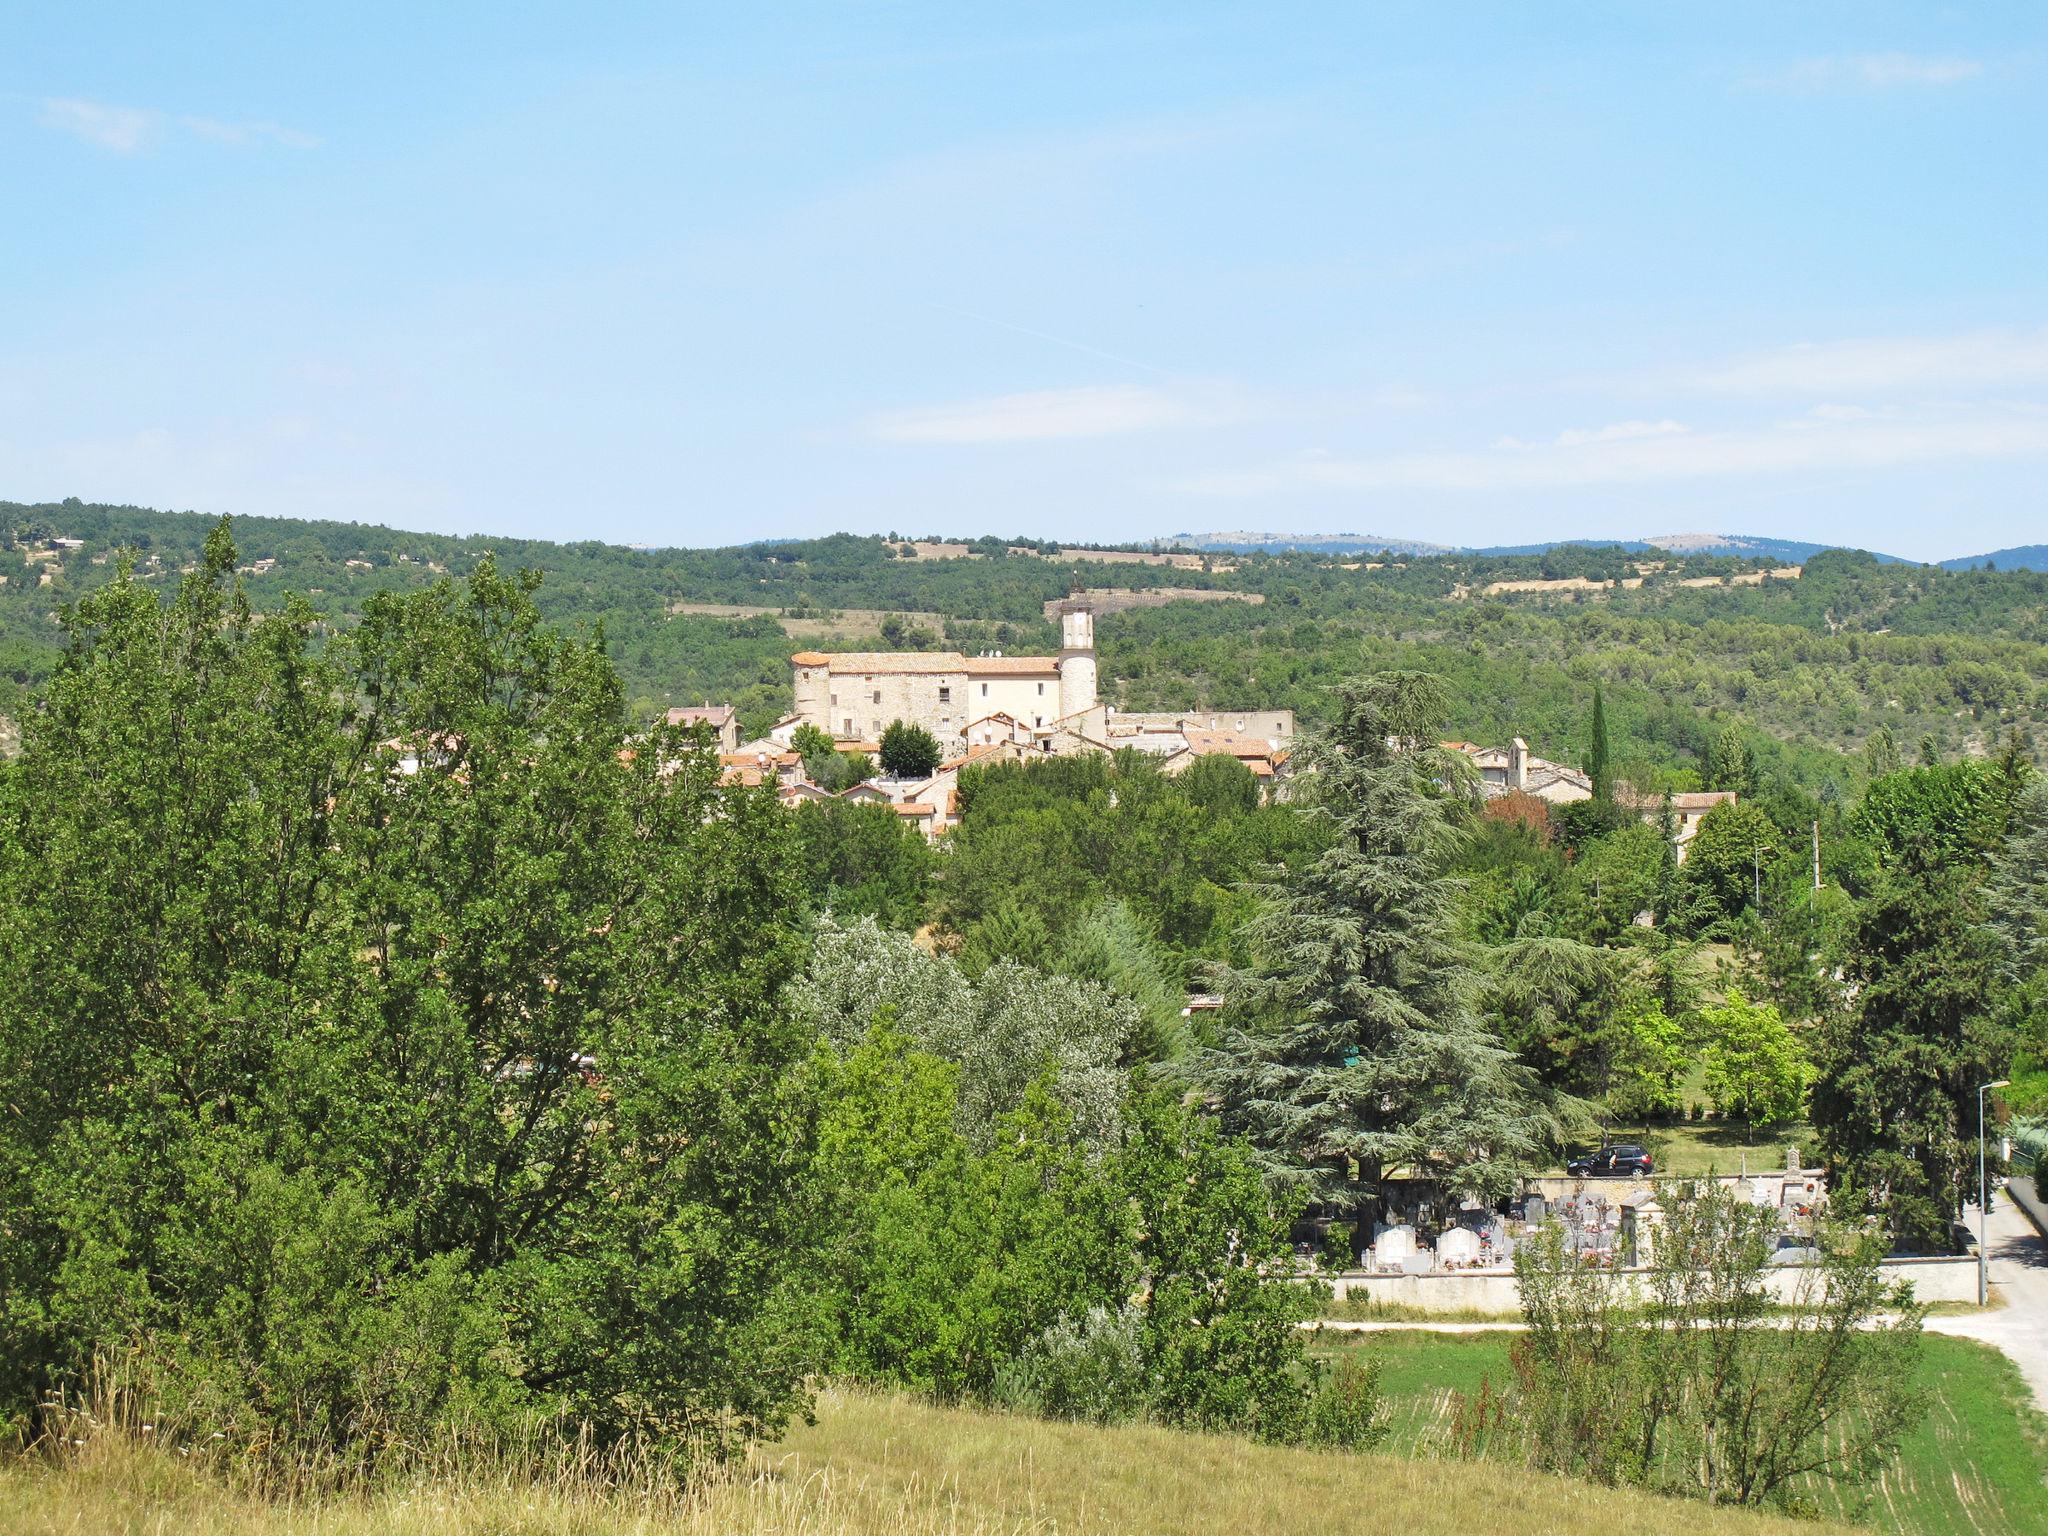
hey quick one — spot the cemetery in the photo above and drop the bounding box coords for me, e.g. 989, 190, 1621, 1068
1318, 1155, 1982, 1312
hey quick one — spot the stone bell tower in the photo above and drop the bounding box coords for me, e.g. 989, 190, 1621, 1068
1057, 602, 1097, 721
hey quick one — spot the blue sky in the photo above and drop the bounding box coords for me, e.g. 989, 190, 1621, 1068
4, 3, 2045, 559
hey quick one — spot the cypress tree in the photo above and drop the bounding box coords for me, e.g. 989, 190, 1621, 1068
1202, 673, 1553, 1229
1588, 685, 1612, 801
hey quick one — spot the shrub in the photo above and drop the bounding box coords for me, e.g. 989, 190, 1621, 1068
1511, 1182, 1924, 1508
1320, 1222, 1355, 1272
993, 1306, 1149, 1426
1304, 1353, 1388, 1450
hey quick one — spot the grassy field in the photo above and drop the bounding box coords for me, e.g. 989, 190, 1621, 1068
1, 1385, 1848, 1536
1316, 1329, 2048, 1536
1553, 1049, 1818, 1178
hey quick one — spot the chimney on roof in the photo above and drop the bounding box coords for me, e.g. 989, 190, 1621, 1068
1510, 737, 1529, 792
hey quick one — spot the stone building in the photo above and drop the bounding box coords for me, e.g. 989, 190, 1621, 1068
786, 604, 1109, 753
665, 703, 741, 752
1453, 736, 1737, 863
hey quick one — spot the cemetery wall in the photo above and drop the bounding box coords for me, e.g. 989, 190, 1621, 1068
1329, 1254, 1979, 1315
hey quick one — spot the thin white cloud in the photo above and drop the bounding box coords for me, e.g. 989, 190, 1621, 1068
181, 115, 323, 150
1745, 53, 1984, 92
1669, 327, 2048, 396
40, 97, 155, 152
1541, 419, 1690, 449
36, 96, 319, 153
870, 384, 1199, 444
1178, 403, 2048, 496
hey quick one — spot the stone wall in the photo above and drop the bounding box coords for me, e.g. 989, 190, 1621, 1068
1325, 1254, 1980, 1315
821, 667, 968, 744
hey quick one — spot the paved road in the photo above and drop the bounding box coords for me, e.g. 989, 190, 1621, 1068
1926, 1184, 2048, 1410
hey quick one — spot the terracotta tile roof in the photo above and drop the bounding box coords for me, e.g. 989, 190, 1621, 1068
937, 741, 1016, 772
1615, 785, 1735, 812
666, 704, 735, 728
1669, 791, 1737, 810
893, 803, 935, 816
790, 650, 1061, 676
792, 650, 968, 674
960, 655, 1059, 676
1182, 728, 1280, 759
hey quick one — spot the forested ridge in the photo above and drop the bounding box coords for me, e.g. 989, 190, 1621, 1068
4, 499, 2046, 787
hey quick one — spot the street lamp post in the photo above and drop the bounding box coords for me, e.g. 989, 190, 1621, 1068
1979, 1079, 2012, 1306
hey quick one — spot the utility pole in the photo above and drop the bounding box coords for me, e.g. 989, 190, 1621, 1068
1980, 1080, 2011, 1306
1812, 819, 1821, 891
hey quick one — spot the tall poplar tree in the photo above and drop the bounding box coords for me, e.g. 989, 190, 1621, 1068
1203, 673, 1552, 1226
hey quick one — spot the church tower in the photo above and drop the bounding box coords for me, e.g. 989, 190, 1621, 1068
1057, 603, 1097, 721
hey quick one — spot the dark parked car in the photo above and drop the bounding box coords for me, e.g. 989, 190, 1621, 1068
1567, 1144, 1654, 1178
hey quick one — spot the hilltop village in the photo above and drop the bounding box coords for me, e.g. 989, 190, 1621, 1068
674, 599, 1732, 856
695, 600, 1300, 837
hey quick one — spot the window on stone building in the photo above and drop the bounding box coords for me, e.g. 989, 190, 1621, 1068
938, 686, 951, 703
1036, 682, 1045, 696
872, 689, 881, 704
980, 682, 988, 697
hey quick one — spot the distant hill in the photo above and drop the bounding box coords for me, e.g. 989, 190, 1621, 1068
1169, 531, 1455, 556
1942, 545, 2048, 573
1177, 530, 1914, 563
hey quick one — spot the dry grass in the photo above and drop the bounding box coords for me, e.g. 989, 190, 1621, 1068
663, 600, 949, 640
1, 1386, 1851, 1536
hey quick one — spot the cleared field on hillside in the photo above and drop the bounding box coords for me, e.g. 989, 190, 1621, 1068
665, 601, 947, 639
2, 1386, 1844, 1536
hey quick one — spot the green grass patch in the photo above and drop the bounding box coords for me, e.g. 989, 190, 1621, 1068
1315, 1331, 2048, 1536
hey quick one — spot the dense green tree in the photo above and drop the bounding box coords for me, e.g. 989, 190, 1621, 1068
1567, 819, 1665, 941
790, 797, 934, 928
1587, 685, 1613, 801
791, 721, 835, 760
1181, 751, 1262, 816
1987, 782, 2048, 1112
1812, 848, 2006, 1250
1679, 799, 1783, 928
943, 751, 1310, 972
1707, 724, 1759, 796
1697, 990, 1811, 1131
1480, 938, 1630, 1104
791, 916, 1137, 1151
1856, 759, 2023, 873
1054, 899, 1191, 1061
811, 1026, 1354, 1442
0, 528, 821, 1459
879, 719, 943, 777
1203, 673, 1554, 1225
